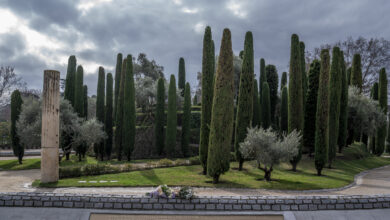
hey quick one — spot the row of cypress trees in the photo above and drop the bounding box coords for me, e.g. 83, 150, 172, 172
153, 59, 192, 158
63, 55, 88, 160
113, 56, 136, 161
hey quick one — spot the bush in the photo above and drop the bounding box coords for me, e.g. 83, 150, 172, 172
59, 166, 82, 178
344, 142, 370, 159
157, 158, 175, 167
188, 156, 201, 165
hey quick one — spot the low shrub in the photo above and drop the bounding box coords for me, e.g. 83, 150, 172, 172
188, 156, 200, 165
157, 158, 175, 167
59, 166, 82, 178
344, 142, 370, 159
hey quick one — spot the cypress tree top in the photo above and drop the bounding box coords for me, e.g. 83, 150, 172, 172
281, 72, 287, 90
114, 53, 123, 121
351, 53, 363, 92
96, 66, 105, 123
280, 86, 288, 133
178, 57, 186, 96
83, 85, 88, 119
259, 58, 267, 100
64, 55, 77, 107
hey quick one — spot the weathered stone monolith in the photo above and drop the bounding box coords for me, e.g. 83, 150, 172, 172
41, 70, 60, 183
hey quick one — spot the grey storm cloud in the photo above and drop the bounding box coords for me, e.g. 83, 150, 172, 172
0, 0, 389, 95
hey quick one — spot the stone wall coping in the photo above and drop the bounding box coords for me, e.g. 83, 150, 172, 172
1, 192, 390, 211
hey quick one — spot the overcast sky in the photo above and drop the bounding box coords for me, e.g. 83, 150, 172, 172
0, 0, 389, 95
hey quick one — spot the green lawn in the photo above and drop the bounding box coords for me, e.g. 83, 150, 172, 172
0, 158, 41, 170
34, 155, 390, 190
0, 155, 162, 171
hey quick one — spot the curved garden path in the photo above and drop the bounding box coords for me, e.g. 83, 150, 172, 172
1, 165, 390, 196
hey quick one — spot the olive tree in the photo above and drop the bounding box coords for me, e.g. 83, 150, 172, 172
240, 127, 301, 181
16, 98, 106, 161
347, 86, 386, 138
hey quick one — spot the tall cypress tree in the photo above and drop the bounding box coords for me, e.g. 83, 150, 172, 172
347, 67, 351, 85
10, 90, 23, 164
155, 78, 165, 155
261, 82, 271, 129
74, 65, 84, 161
328, 47, 342, 168
259, 58, 266, 100
259, 58, 266, 125
199, 26, 214, 174
300, 41, 307, 113
96, 66, 105, 160
252, 79, 260, 127
387, 113, 390, 153
114, 53, 123, 123
234, 31, 254, 171
375, 68, 388, 156
280, 86, 288, 133
315, 49, 330, 176
265, 65, 278, 123
64, 55, 76, 107
115, 59, 127, 161
83, 85, 88, 119
351, 54, 362, 92
74, 65, 84, 116
207, 28, 235, 184
281, 72, 287, 90
193, 95, 198, 105
303, 60, 320, 156
105, 73, 113, 160
123, 56, 136, 161
80, 85, 88, 159
368, 83, 379, 153
178, 57, 186, 96
338, 52, 348, 153
181, 83, 191, 157
288, 34, 304, 171
166, 74, 177, 157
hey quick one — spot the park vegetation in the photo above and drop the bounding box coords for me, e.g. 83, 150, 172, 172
6, 28, 390, 189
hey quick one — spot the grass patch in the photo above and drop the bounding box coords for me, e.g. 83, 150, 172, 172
0, 155, 196, 171
0, 158, 41, 170
34, 155, 390, 190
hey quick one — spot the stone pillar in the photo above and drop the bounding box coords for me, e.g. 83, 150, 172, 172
41, 70, 60, 183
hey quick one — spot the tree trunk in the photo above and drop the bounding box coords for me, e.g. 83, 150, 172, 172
18, 154, 23, 164
78, 152, 82, 162
66, 153, 70, 161
362, 134, 368, 146
238, 160, 243, 171
202, 168, 207, 175
317, 168, 322, 176
212, 175, 219, 184
264, 170, 271, 181
291, 163, 297, 172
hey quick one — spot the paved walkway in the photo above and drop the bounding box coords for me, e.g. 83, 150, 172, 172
2, 207, 390, 220
1, 165, 390, 196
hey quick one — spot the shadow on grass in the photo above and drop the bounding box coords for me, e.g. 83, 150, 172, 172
139, 169, 163, 185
